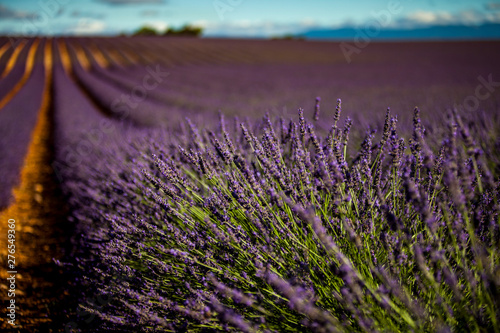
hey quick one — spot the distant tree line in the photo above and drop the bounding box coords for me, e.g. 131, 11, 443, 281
270, 34, 305, 41
133, 25, 203, 37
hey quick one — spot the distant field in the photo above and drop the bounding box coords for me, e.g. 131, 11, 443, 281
61, 38, 500, 124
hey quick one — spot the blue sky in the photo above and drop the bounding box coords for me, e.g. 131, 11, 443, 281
0, 0, 499, 37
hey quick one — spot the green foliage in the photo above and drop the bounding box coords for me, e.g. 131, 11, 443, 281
270, 34, 306, 41
132, 24, 203, 37
164, 25, 203, 37
133, 26, 159, 36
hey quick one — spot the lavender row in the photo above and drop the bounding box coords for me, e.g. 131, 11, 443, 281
73, 37, 226, 125
0, 39, 46, 208
52, 39, 135, 206
0, 38, 35, 101
58, 98, 499, 331
0, 42, 15, 75
63, 41, 201, 128
88, 37, 500, 127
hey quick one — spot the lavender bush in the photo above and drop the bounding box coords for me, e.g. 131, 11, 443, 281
59, 98, 499, 332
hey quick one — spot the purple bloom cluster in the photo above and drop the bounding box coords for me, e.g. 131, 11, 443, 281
55, 89, 499, 331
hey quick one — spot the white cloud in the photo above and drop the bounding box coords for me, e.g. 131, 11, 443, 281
398, 9, 500, 27
69, 19, 106, 35
202, 20, 322, 37
406, 11, 453, 24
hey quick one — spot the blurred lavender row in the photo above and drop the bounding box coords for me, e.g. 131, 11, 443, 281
0, 40, 45, 208
75, 37, 500, 128
0, 39, 35, 101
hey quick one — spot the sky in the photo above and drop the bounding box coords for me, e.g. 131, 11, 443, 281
0, 0, 499, 37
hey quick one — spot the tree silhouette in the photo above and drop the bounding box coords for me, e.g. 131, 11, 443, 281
133, 26, 159, 36
164, 25, 203, 37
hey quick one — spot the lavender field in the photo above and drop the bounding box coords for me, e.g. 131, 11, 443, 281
0, 36, 499, 332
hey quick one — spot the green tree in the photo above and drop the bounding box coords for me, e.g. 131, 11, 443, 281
133, 26, 159, 36
163, 25, 203, 37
